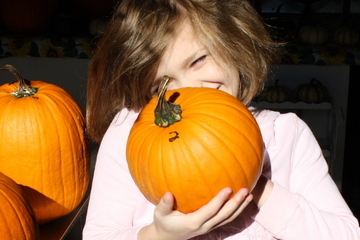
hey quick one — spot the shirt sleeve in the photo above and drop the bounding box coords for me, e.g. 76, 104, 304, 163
254, 111, 360, 239
83, 110, 154, 240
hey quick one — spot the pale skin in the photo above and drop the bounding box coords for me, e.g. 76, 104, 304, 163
139, 20, 274, 240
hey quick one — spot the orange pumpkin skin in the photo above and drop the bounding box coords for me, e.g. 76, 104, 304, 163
0, 172, 39, 240
0, 79, 89, 224
127, 87, 263, 213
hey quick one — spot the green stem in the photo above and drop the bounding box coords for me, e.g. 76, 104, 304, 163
0, 64, 38, 98
154, 76, 182, 127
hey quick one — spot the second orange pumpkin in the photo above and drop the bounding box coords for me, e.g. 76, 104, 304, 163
0, 172, 39, 240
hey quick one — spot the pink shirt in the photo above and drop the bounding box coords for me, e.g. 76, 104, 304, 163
83, 108, 360, 239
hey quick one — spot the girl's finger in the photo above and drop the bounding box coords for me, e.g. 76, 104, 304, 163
187, 188, 245, 225
155, 192, 176, 217
200, 188, 251, 230
211, 192, 253, 229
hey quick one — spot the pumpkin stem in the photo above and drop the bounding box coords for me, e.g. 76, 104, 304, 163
0, 64, 38, 98
154, 76, 182, 127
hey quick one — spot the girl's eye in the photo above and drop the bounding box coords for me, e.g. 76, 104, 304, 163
191, 55, 207, 67
202, 82, 222, 89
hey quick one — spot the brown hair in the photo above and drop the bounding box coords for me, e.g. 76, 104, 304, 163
86, 0, 276, 143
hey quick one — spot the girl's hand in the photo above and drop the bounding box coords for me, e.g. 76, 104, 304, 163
138, 188, 253, 240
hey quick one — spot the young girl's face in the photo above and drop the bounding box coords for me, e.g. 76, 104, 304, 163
153, 21, 240, 97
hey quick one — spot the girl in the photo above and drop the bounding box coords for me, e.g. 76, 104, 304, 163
83, 0, 360, 239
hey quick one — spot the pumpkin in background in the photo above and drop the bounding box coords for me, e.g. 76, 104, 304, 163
126, 76, 264, 213
259, 79, 292, 103
295, 78, 329, 104
334, 27, 360, 47
0, 0, 59, 34
299, 25, 328, 46
0, 172, 39, 240
0, 65, 89, 224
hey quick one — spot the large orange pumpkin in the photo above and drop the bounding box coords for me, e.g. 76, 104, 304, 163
0, 172, 39, 240
127, 76, 263, 213
0, 65, 89, 224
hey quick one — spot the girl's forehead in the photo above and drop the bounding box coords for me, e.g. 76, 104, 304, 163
171, 19, 196, 41
159, 21, 204, 63
163, 20, 231, 69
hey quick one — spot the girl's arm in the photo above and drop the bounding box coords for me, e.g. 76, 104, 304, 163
254, 112, 360, 239
83, 110, 153, 239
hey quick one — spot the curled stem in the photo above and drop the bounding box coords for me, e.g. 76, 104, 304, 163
154, 75, 182, 127
0, 64, 38, 98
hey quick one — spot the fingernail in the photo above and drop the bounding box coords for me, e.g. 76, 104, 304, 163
246, 193, 254, 202
234, 189, 249, 201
